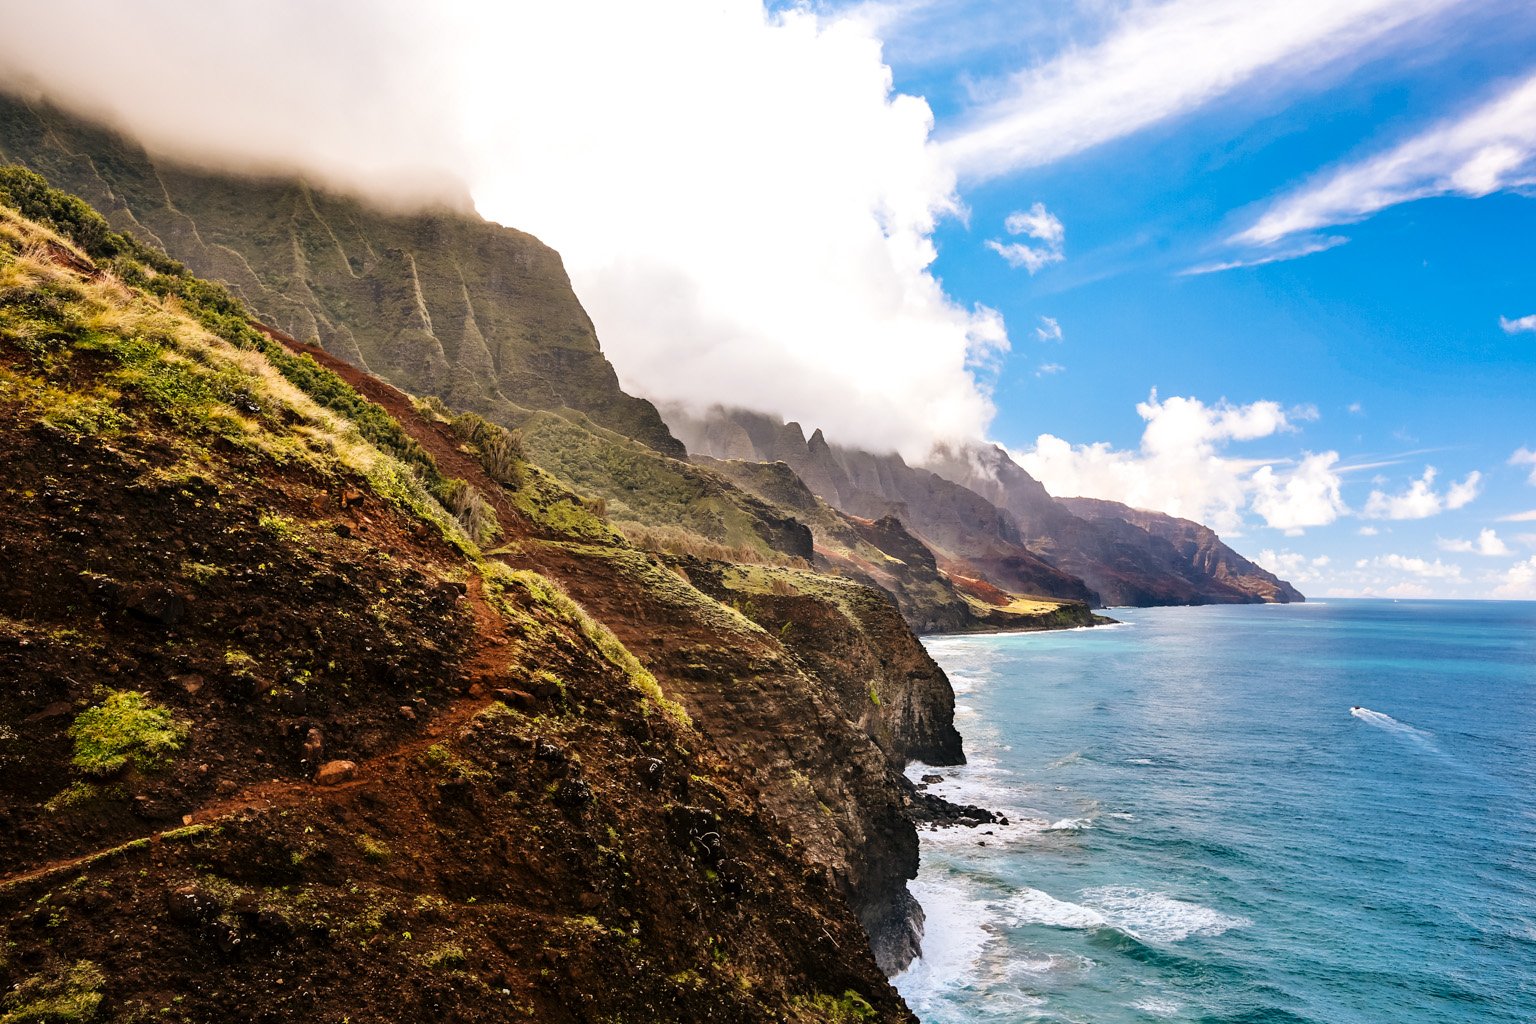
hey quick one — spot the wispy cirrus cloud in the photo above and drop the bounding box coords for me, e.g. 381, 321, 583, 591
1237, 69, 1536, 246
938, 0, 1461, 181
1180, 235, 1347, 275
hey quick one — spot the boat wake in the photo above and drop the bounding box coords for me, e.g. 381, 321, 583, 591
1350, 706, 1433, 741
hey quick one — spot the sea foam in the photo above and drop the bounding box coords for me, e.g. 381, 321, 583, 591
1001, 886, 1250, 943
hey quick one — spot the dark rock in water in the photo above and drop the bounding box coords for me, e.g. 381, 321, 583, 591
908, 786, 1000, 828
921, 773, 944, 784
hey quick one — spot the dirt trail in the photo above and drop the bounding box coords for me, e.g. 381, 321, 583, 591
0, 570, 519, 895
259, 325, 535, 540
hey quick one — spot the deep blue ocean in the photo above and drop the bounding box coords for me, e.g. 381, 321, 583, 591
894, 600, 1536, 1024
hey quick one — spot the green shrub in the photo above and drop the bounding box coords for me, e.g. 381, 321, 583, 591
69, 691, 188, 777
791, 990, 877, 1023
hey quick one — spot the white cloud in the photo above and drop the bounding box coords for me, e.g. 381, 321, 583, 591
1036, 362, 1066, 377
1499, 509, 1536, 523
1035, 316, 1064, 342
1180, 235, 1347, 275
939, 0, 1458, 180
1250, 452, 1348, 534
1238, 70, 1536, 246
1013, 390, 1342, 534
1348, 402, 1364, 416
1004, 204, 1065, 245
1362, 466, 1482, 519
1359, 554, 1463, 579
1255, 549, 1332, 583
1438, 529, 1512, 556
1500, 314, 1536, 334
1493, 556, 1536, 599
1511, 447, 1536, 484
987, 202, 1065, 273
0, 1, 1010, 460
1358, 525, 1379, 536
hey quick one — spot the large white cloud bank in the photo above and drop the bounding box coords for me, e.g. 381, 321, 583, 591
0, 0, 1003, 458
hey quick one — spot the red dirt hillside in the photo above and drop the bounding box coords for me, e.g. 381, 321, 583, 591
0, 173, 917, 1023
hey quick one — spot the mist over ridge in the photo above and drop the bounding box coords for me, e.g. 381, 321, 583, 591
0, 0, 1005, 460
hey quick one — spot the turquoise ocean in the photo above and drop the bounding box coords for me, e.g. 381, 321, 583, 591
894, 600, 1536, 1023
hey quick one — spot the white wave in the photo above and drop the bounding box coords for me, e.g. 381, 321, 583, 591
895, 874, 998, 1000
999, 886, 1250, 943
1046, 750, 1083, 769
1001, 888, 1110, 930
1083, 886, 1252, 942
1132, 996, 1181, 1017
1007, 952, 1084, 976
1045, 817, 1093, 832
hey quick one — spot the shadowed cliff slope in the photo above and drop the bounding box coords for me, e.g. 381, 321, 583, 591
927, 444, 1303, 606
668, 405, 1100, 605
671, 404, 1302, 608
0, 92, 684, 458
1060, 497, 1304, 604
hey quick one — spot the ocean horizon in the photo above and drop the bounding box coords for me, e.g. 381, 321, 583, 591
896, 598, 1536, 1023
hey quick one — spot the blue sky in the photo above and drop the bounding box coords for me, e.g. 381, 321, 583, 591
803, 0, 1536, 598
6, 0, 1533, 597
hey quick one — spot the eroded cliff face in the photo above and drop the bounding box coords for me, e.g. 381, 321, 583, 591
926, 444, 1303, 606
0, 92, 684, 458
1060, 498, 1304, 604
673, 405, 1305, 609
670, 405, 1099, 605
0, 178, 962, 1021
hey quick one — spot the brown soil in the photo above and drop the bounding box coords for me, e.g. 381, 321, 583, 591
1, 317, 912, 1021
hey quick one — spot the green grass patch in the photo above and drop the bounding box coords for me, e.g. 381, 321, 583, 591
68, 691, 188, 777
0, 960, 105, 1024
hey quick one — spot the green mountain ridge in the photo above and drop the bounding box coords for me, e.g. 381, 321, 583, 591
0, 92, 1093, 636
0, 168, 986, 1019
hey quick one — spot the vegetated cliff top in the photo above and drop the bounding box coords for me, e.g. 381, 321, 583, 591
0, 90, 1080, 641
0, 170, 961, 1021
0, 91, 684, 459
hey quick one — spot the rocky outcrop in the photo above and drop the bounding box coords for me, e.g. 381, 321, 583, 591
1060, 497, 1304, 603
